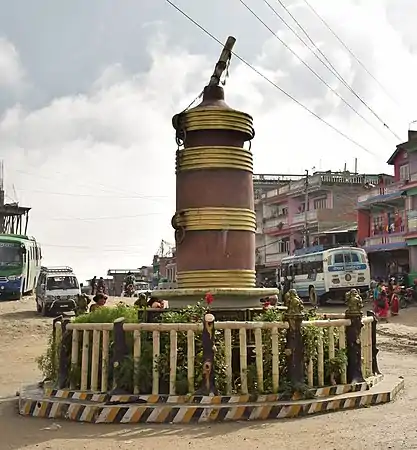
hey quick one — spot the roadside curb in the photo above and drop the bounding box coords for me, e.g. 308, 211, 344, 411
42, 374, 384, 404
18, 376, 403, 424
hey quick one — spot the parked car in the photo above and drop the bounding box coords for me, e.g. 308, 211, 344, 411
35, 266, 81, 316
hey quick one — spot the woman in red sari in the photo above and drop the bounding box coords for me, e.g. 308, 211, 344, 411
374, 287, 390, 322
390, 285, 400, 316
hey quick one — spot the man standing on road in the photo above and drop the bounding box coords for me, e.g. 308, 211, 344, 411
90, 276, 97, 295
97, 277, 106, 294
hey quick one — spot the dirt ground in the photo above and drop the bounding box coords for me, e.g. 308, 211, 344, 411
0, 297, 417, 450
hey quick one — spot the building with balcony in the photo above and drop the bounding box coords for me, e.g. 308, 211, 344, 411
254, 173, 304, 284
357, 130, 417, 279
256, 171, 382, 281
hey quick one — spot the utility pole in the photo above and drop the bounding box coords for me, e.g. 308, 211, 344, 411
304, 169, 310, 248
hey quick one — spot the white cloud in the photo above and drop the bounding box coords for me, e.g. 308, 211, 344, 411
1, 1, 417, 280
0, 37, 25, 88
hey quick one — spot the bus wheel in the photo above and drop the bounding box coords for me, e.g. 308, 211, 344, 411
309, 286, 318, 306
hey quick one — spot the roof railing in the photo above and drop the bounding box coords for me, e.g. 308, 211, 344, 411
41, 266, 74, 273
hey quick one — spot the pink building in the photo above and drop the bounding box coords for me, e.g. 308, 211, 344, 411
357, 130, 417, 279
256, 172, 381, 282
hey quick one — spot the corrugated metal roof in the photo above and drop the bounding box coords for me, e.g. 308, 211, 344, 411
320, 224, 358, 234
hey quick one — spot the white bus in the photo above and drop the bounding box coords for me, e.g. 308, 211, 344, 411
279, 246, 370, 305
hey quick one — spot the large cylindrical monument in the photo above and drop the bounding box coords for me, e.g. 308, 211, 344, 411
172, 83, 256, 289
158, 36, 278, 307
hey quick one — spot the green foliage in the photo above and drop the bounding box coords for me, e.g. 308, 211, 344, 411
74, 303, 138, 324
36, 334, 60, 382
38, 304, 352, 396
157, 303, 227, 395
327, 348, 348, 377
246, 308, 347, 393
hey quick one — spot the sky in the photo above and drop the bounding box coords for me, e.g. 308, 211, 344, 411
0, 0, 416, 280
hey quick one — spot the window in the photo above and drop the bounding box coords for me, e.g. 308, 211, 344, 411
372, 216, 384, 235
46, 276, 79, 290
332, 252, 361, 265
298, 203, 306, 213
399, 164, 410, 181
0, 242, 22, 266
282, 258, 323, 276
344, 252, 360, 263
313, 197, 327, 210
278, 240, 290, 254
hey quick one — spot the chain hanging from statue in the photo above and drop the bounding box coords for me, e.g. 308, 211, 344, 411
220, 57, 231, 86
171, 212, 186, 245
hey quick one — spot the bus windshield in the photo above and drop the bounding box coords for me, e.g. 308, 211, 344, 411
332, 251, 364, 265
0, 242, 22, 267
46, 276, 79, 290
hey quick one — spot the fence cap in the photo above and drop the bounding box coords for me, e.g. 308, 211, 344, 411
204, 313, 215, 323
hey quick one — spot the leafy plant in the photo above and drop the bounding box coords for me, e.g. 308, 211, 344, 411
36, 334, 60, 383
37, 304, 351, 395
74, 303, 138, 324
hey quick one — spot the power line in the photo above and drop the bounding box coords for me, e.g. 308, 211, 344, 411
238, 0, 391, 141
264, 0, 401, 141
165, 0, 377, 157
256, 238, 284, 250
12, 168, 168, 205
41, 243, 148, 252
302, 0, 403, 110
16, 187, 169, 200
42, 211, 166, 222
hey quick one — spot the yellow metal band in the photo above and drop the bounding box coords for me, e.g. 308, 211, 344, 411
176, 146, 253, 172
180, 107, 254, 140
177, 269, 256, 289
175, 207, 256, 232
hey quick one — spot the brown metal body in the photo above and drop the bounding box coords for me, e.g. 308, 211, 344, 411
172, 85, 256, 289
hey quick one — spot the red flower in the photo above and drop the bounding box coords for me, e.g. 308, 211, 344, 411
263, 301, 271, 309
205, 292, 214, 305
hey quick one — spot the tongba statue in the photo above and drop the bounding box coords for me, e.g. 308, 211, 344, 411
345, 288, 363, 314
285, 289, 304, 315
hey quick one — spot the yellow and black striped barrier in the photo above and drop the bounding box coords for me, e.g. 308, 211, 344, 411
19, 375, 404, 424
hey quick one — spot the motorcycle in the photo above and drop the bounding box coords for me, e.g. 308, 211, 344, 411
399, 286, 417, 309
96, 285, 107, 295
124, 283, 135, 297
397, 286, 408, 310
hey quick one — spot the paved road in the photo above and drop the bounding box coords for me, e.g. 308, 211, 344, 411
0, 296, 416, 450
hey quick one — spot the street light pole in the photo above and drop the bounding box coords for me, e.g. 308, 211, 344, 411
304, 169, 310, 248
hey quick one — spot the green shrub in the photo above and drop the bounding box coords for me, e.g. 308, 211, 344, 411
74, 303, 138, 324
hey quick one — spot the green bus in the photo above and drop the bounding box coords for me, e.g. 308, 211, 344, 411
0, 234, 42, 300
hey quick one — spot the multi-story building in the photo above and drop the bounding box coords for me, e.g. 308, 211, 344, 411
152, 251, 177, 289
256, 171, 382, 282
254, 174, 304, 284
357, 130, 417, 279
